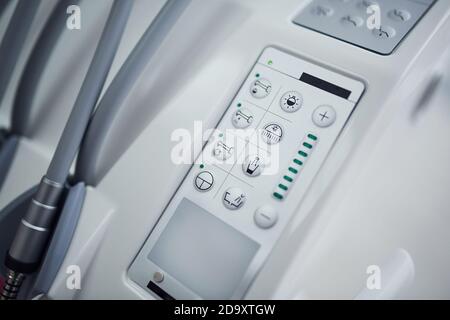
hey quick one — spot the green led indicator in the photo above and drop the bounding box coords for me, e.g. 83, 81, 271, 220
268, 60, 273, 65
219, 133, 224, 138
308, 134, 318, 141
289, 167, 298, 174
298, 151, 308, 158
200, 164, 204, 169
273, 192, 284, 200
255, 73, 260, 78
293, 159, 303, 166
303, 142, 313, 149
278, 184, 288, 191
284, 175, 293, 183
237, 103, 242, 107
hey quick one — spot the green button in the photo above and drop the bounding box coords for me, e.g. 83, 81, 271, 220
293, 159, 303, 166
273, 192, 284, 200
288, 167, 298, 174
298, 151, 308, 158
284, 175, 293, 182
308, 134, 317, 141
303, 142, 313, 149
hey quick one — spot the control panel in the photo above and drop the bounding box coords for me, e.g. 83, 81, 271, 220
293, 0, 436, 55
129, 47, 365, 299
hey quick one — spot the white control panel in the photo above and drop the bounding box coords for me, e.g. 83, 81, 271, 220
293, 0, 436, 55
129, 47, 365, 299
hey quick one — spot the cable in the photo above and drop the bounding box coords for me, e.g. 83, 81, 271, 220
0, 0, 133, 300
0, 0, 40, 106
12, 0, 81, 136
75, 0, 192, 185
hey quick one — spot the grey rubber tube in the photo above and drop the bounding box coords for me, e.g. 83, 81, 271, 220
0, 0, 40, 106
46, 0, 133, 184
0, 0, 12, 17
75, 0, 192, 186
2, 0, 133, 300
12, 0, 81, 136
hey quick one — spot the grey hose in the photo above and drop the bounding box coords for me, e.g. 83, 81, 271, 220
0, 0, 40, 106
0, 0, 12, 18
1, 0, 133, 300
12, 0, 81, 136
46, 0, 133, 184
75, 0, 192, 185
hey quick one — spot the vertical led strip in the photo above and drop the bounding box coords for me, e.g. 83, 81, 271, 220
273, 133, 318, 200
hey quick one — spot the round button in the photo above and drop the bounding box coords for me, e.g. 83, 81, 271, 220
261, 123, 283, 145
250, 78, 272, 99
280, 91, 302, 113
194, 171, 214, 192
357, 0, 378, 10
213, 141, 233, 160
232, 108, 254, 129
242, 155, 264, 177
312, 105, 336, 128
340, 15, 364, 28
311, 5, 334, 17
372, 26, 396, 39
254, 206, 278, 229
223, 187, 246, 210
153, 272, 164, 283
388, 9, 411, 22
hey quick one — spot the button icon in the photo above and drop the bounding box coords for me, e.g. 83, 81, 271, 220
312, 105, 336, 128
261, 123, 283, 145
254, 206, 278, 229
311, 5, 334, 17
213, 141, 234, 160
223, 187, 246, 210
280, 91, 302, 113
232, 108, 254, 129
194, 171, 214, 192
372, 26, 396, 39
388, 9, 411, 22
341, 15, 363, 28
242, 155, 263, 177
250, 78, 272, 99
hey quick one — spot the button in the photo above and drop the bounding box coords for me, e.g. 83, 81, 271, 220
261, 123, 283, 145
223, 187, 246, 210
232, 108, 254, 129
340, 15, 364, 28
153, 272, 164, 283
280, 91, 302, 113
388, 9, 411, 22
311, 5, 334, 17
357, 0, 378, 10
254, 206, 278, 229
194, 171, 214, 192
250, 78, 272, 99
372, 26, 396, 39
242, 154, 263, 177
213, 141, 234, 160
312, 105, 336, 128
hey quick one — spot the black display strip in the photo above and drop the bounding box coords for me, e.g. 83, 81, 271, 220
147, 281, 176, 300
300, 73, 351, 99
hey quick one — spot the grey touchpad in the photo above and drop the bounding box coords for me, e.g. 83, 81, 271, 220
148, 198, 260, 299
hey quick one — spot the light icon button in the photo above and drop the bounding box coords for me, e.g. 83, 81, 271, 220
280, 91, 303, 113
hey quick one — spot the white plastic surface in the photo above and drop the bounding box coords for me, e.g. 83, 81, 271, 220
0, 0, 449, 300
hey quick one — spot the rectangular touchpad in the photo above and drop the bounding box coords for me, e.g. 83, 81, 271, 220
148, 198, 260, 299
